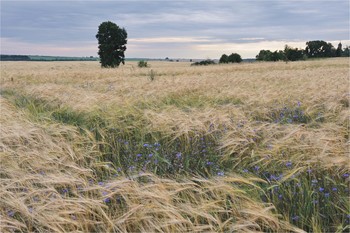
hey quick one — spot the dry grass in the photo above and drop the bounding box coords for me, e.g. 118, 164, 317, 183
0, 58, 349, 232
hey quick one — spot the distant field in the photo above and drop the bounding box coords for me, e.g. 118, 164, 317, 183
1, 58, 349, 232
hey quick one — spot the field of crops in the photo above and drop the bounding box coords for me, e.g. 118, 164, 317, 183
1, 58, 349, 232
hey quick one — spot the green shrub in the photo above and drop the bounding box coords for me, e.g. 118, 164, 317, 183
138, 60, 148, 68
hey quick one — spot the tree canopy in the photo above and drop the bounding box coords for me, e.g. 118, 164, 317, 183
305, 40, 334, 58
219, 53, 242, 63
96, 21, 127, 68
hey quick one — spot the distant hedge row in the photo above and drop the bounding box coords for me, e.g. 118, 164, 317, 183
0, 55, 31, 61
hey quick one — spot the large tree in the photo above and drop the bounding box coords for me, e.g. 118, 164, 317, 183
227, 53, 242, 63
96, 21, 127, 68
305, 40, 334, 58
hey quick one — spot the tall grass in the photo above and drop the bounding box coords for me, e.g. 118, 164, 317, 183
1, 58, 349, 232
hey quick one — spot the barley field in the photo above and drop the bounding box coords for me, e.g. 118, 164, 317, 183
1, 58, 349, 232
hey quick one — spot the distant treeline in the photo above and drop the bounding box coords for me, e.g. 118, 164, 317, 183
1, 55, 99, 61
1, 55, 31, 61
256, 40, 350, 62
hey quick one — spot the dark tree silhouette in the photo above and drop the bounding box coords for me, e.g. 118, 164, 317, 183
96, 21, 127, 68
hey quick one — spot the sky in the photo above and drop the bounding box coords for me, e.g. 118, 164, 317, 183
1, 0, 349, 59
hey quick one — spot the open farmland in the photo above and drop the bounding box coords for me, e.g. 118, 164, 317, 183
1, 58, 349, 232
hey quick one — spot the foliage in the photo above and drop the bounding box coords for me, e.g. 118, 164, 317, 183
305, 40, 335, 58
228, 53, 242, 63
96, 21, 127, 68
219, 54, 229, 63
219, 53, 242, 63
138, 60, 148, 68
256, 50, 285, 61
191, 59, 216, 66
284, 45, 305, 61
0, 55, 30, 61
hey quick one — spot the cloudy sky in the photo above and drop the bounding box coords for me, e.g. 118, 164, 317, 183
1, 0, 349, 59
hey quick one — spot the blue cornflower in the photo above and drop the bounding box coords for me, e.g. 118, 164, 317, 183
297, 101, 301, 107
136, 154, 142, 157
7, 210, 15, 217
176, 152, 182, 159
254, 166, 260, 171
206, 161, 213, 166
278, 194, 283, 200
332, 187, 337, 192
217, 171, 224, 176
102, 191, 108, 196
286, 161, 292, 168
242, 169, 248, 173
148, 153, 153, 158
324, 193, 330, 198
98, 182, 104, 186
291, 215, 299, 221
343, 173, 349, 178
319, 187, 324, 192
104, 197, 111, 203
143, 143, 149, 147
154, 142, 160, 147
62, 188, 69, 194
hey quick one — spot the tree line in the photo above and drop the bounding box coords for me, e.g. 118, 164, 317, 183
256, 40, 349, 62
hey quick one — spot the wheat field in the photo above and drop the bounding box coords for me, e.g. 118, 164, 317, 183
1, 58, 349, 232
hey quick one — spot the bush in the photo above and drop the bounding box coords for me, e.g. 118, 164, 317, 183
138, 60, 148, 68
191, 59, 216, 66
219, 53, 242, 63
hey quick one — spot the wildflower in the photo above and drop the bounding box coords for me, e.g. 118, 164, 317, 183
286, 161, 292, 168
242, 169, 248, 173
102, 191, 108, 196
148, 153, 153, 158
324, 193, 330, 198
278, 194, 283, 200
104, 197, 111, 203
319, 187, 324, 192
7, 210, 15, 217
176, 152, 182, 159
217, 171, 224, 176
297, 101, 301, 107
307, 169, 312, 173
206, 161, 213, 166
136, 154, 142, 157
124, 141, 129, 145
143, 143, 149, 147
253, 166, 260, 171
154, 142, 160, 147
28, 207, 33, 213
343, 173, 349, 178
98, 182, 104, 186
154, 159, 158, 164
62, 188, 69, 194
291, 215, 299, 221
332, 187, 337, 192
